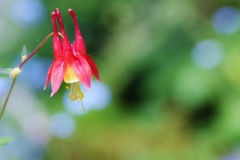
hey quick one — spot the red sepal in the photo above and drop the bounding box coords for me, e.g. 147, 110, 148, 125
85, 54, 100, 81
44, 62, 54, 89
50, 59, 65, 97
73, 57, 92, 89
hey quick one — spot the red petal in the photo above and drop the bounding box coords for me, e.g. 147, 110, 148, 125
68, 9, 87, 56
50, 59, 65, 97
85, 54, 101, 81
71, 43, 100, 81
72, 58, 92, 89
44, 62, 54, 89
55, 9, 68, 39
68, 9, 100, 82
55, 8, 75, 64
51, 11, 63, 59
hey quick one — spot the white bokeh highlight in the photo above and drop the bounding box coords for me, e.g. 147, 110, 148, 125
63, 81, 112, 115
50, 112, 76, 138
192, 40, 224, 69
212, 7, 240, 34
10, 0, 45, 26
0, 78, 11, 97
0, 81, 51, 160
15, 57, 52, 91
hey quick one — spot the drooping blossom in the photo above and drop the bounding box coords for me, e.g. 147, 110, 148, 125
68, 9, 100, 82
44, 8, 100, 102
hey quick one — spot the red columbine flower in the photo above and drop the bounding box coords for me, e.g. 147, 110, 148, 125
44, 8, 100, 102
68, 9, 100, 82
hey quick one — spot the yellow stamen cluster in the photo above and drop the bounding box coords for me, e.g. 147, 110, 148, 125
68, 82, 84, 101
67, 82, 85, 110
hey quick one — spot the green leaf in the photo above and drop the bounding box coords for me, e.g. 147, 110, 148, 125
21, 45, 27, 62
0, 137, 13, 147
0, 67, 12, 77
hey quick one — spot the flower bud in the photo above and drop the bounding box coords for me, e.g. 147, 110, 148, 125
9, 67, 21, 78
21, 55, 27, 62
21, 45, 27, 62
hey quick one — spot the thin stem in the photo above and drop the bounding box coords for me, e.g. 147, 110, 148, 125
19, 32, 54, 68
0, 32, 58, 121
0, 78, 16, 120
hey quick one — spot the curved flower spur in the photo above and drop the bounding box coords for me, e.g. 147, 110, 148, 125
44, 8, 100, 108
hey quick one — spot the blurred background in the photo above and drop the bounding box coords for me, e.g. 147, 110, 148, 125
1, 0, 240, 159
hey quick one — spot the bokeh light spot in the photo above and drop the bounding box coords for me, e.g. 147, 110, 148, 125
10, 0, 45, 26
192, 40, 224, 69
212, 7, 240, 34
15, 57, 52, 91
63, 81, 112, 115
50, 112, 75, 138
0, 78, 10, 97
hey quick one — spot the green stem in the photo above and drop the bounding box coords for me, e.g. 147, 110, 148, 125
0, 32, 56, 120
19, 32, 53, 68
0, 78, 16, 120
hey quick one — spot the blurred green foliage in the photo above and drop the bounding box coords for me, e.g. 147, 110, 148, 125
2, 0, 240, 159
0, 137, 13, 147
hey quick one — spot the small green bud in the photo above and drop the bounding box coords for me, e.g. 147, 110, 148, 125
21, 45, 27, 62
9, 67, 21, 78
